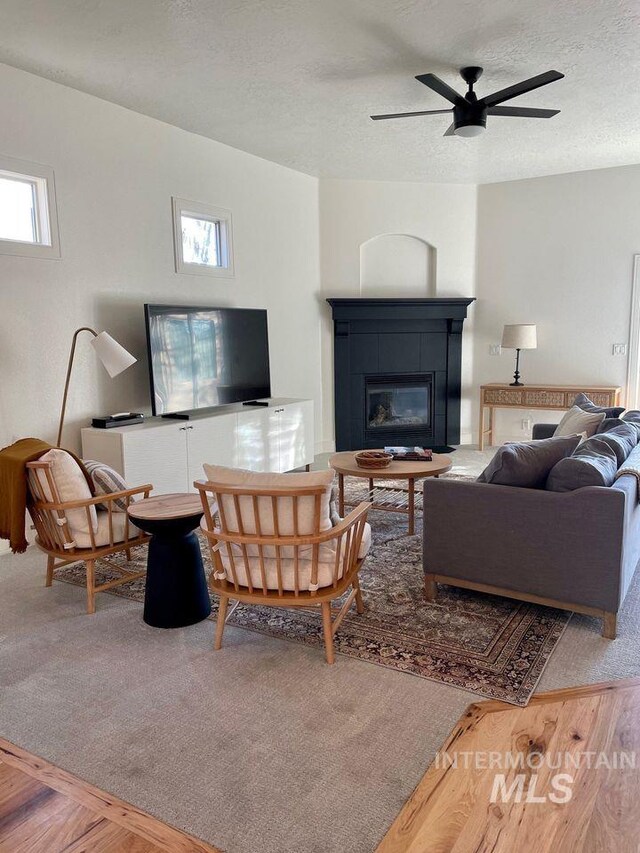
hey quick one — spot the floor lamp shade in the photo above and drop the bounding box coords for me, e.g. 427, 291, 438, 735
90, 331, 137, 378
57, 327, 137, 447
501, 324, 537, 350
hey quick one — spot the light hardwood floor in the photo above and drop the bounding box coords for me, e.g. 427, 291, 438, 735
0, 738, 220, 853
378, 677, 640, 852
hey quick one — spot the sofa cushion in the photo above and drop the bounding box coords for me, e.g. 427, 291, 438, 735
589, 423, 638, 466
83, 459, 129, 511
29, 448, 98, 539
596, 417, 624, 433
573, 392, 625, 419
554, 405, 604, 439
477, 434, 581, 488
546, 438, 619, 491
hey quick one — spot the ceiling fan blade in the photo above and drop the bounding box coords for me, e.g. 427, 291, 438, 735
443, 122, 457, 136
482, 70, 564, 107
415, 73, 464, 105
487, 106, 560, 118
370, 109, 452, 121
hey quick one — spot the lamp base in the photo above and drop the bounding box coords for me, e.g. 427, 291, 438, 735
509, 380, 524, 387
509, 349, 524, 388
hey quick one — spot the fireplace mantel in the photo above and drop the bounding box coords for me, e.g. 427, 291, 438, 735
326, 297, 475, 450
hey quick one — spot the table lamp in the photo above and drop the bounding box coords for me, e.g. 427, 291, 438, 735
57, 327, 137, 446
501, 324, 537, 387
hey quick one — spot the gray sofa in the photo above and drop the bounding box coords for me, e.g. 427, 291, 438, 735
422, 442, 640, 639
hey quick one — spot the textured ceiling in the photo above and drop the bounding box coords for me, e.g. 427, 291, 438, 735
2, 0, 640, 183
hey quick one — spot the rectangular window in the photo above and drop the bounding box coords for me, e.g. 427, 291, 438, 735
0, 156, 60, 258
172, 197, 234, 277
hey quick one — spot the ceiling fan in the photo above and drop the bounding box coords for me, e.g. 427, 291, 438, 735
371, 67, 564, 137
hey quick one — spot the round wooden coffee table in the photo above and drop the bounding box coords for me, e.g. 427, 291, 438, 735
127, 493, 212, 629
329, 451, 452, 535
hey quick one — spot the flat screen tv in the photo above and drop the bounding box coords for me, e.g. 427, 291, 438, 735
144, 304, 271, 416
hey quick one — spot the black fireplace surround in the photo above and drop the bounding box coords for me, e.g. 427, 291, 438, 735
327, 298, 475, 450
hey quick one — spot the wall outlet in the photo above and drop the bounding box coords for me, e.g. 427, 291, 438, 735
612, 343, 627, 356
521, 418, 532, 431
489, 344, 502, 356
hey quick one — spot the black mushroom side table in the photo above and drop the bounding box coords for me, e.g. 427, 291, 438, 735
127, 493, 212, 628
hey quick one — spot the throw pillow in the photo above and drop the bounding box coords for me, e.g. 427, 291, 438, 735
546, 438, 619, 492
83, 459, 130, 512
477, 434, 581, 488
573, 392, 625, 419
554, 405, 605, 439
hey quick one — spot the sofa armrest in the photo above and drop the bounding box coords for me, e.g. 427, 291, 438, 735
423, 478, 626, 612
532, 423, 557, 440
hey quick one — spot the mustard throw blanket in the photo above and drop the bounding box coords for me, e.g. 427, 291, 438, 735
0, 438, 93, 553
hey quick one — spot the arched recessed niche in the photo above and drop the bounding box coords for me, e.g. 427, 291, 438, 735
359, 234, 436, 297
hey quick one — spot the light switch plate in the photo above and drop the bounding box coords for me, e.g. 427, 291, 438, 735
613, 343, 627, 356
489, 344, 502, 356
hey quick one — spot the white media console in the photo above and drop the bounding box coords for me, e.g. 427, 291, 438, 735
81, 398, 314, 494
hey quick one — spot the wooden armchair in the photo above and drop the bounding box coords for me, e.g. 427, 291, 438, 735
27, 458, 152, 614
196, 479, 371, 664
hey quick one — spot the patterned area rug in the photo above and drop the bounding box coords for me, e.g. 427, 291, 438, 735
54, 476, 570, 706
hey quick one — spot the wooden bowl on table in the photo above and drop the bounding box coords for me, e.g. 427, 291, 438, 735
354, 450, 393, 470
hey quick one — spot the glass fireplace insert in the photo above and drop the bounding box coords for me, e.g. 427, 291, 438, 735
365, 375, 433, 433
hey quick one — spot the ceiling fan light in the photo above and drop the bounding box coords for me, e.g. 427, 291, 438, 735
454, 124, 485, 137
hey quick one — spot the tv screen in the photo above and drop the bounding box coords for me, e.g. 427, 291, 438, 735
144, 304, 271, 415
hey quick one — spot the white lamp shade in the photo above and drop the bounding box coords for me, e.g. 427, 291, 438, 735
90, 331, 137, 377
501, 324, 537, 350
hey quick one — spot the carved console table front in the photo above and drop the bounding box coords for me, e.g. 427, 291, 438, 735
478, 383, 622, 450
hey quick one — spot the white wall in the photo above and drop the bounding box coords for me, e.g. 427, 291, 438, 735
319, 179, 478, 449
4, 60, 638, 463
475, 165, 640, 444
0, 63, 322, 457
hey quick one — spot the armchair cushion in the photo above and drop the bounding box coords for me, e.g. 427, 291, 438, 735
202, 464, 335, 538
201, 464, 370, 591
210, 523, 372, 592
72, 510, 140, 549
29, 448, 98, 538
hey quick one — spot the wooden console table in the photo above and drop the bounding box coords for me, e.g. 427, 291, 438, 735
478, 383, 622, 450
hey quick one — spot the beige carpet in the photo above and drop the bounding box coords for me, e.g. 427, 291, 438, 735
2, 446, 640, 853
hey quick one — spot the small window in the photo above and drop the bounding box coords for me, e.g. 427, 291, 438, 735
172, 197, 234, 277
0, 156, 60, 258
